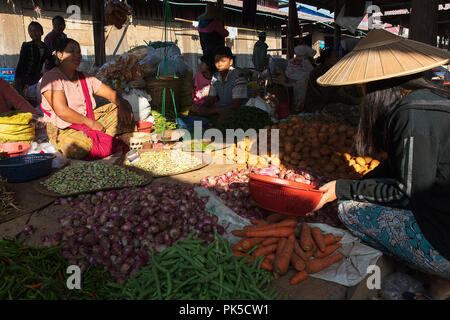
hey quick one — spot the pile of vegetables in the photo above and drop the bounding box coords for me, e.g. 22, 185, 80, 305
216, 106, 271, 134
125, 150, 203, 176
263, 117, 386, 180
0, 178, 18, 215
231, 216, 344, 285
0, 238, 119, 300
49, 184, 224, 282
111, 232, 278, 300
183, 141, 214, 152
41, 163, 146, 195
151, 110, 178, 133
199, 166, 343, 227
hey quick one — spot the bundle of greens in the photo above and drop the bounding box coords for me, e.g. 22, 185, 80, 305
0, 239, 119, 300
111, 232, 278, 300
151, 110, 178, 133
216, 107, 271, 134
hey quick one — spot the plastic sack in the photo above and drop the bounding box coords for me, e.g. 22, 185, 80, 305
380, 273, 426, 300
157, 56, 186, 76
122, 89, 152, 122
194, 186, 250, 244
27, 142, 68, 169
285, 57, 314, 82
0, 111, 35, 143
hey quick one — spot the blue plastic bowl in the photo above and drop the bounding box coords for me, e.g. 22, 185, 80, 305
0, 153, 55, 183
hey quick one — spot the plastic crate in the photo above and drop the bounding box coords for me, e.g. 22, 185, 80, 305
0, 153, 55, 183
248, 174, 325, 216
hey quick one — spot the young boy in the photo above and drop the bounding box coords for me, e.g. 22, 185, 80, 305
192, 47, 248, 123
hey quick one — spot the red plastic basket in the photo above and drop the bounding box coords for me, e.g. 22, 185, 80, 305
136, 121, 154, 133
248, 174, 325, 217
0, 142, 31, 157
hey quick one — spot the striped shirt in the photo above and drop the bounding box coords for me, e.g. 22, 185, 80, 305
209, 67, 248, 106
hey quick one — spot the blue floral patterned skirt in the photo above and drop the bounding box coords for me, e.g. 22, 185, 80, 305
338, 200, 450, 279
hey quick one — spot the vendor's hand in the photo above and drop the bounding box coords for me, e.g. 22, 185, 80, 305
308, 180, 337, 216
118, 98, 134, 126
87, 118, 105, 132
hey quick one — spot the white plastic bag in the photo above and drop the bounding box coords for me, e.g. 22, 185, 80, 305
27, 142, 68, 169
194, 186, 250, 244
245, 97, 276, 122
122, 89, 152, 122
285, 57, 314, 81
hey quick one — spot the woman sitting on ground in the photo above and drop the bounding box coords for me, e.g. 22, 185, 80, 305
40, 38, 135, 160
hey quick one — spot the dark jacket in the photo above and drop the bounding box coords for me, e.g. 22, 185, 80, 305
199, 32, 226, 58
336, 89, 450, 260
15, 41, 54, 86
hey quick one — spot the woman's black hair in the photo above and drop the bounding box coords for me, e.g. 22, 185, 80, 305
52, 16, 65, 24
356, 73, 450, 156
54, 38, 79, 54
28, 21, 44, 34
316, 47, 335, 65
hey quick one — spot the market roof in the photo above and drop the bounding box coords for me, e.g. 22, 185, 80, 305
295, 1, 450, 14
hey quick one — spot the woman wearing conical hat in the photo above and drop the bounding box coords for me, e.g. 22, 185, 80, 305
312, 29, 450, 299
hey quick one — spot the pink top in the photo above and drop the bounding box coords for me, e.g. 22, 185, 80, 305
192, 71, 211, 105
198, 20, 229, 38
0, 78, 39, 115
40, 67, 103, 129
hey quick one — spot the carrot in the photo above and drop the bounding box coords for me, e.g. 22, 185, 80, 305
305, 253, 344, 274
304, 242, 317, 259
262, 237, 279, 246
251, 219, 298, 231
275, 238, 287, 257
311, 227, 326, 252
314, 243, 342, 258
250, 219, 266, 225
232, 230, 247, 237
243, 225, 254, 231
266, 213, 287, 224
246, 227, 295, 238
323, 234, 343, 246
273, 233, 296, 276
294, 240, 309, 261
261, 260, 274, 271
290, 253, 306, 272
266, 253, 275, 263
290, 271, 308, 285
253, 244, 278, 257
242, 237, 264, 250
300, 223, 314, 251
232, 239, 246, 252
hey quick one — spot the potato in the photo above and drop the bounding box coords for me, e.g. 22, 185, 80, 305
298, 161, 308, 168
303, 147, 311, 154
370, 159, 380, 169
295, 143, 303, 152
319, 146, 332, 156
355, 157, 366, 166
318, 133, 328, 144
291, 152, 301, 160
310, 150, 321, 159
353, 163, 362, 173
284, 142, 294, 153
287, 128, 294, 136
318, 158, 328, 166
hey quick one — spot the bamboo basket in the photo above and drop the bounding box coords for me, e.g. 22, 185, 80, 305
145, 76, 182, 121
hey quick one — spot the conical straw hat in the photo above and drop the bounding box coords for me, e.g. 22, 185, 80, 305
317, 29, 450, 86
